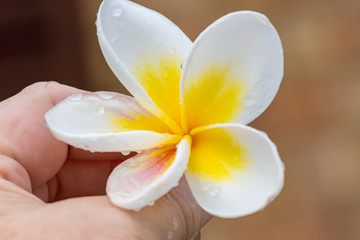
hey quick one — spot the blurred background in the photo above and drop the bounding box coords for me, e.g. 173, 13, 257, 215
1, 0, 360, 239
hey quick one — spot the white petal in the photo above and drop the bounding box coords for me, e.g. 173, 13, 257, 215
45, 92, 181, 152
97, 0, 191, 132
181, 11, 283, 130
107, 136, 191, 210
186, 124, 284, 218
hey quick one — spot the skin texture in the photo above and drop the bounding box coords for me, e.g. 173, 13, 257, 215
0, 82, 211, 240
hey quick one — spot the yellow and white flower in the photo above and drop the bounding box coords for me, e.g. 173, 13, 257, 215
45, 0, 284, 218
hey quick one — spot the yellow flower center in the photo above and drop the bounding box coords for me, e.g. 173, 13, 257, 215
130, 53, 249, 181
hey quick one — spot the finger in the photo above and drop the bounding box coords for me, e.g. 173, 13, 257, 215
0, 81, 135, 201
1, 176, 211, 240
0, 82, 82, 191
45, 148, 135, 201
38, 159, 127, 202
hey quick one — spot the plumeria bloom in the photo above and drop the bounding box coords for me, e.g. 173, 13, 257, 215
45, 0, 284, 218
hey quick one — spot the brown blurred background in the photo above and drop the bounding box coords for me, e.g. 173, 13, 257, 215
1, 0, 360, 239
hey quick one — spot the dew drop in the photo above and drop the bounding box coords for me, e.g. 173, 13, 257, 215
119, 191, 131, 198
97, 105, 105, 114
167, 231, 174, 240
200, 182, 215, 192
209, 187, 221, 198
123, 160, 139, 168
98, 92, 114, 100
68, 93, 83, 101
112, 6, 123, 17
121, 151, 131, 156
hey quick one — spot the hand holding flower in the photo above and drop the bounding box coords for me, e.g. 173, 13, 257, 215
46, 0, 285, 218
0, 82, 209, 239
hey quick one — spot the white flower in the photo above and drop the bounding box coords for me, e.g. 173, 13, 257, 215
45, 0, 284, 218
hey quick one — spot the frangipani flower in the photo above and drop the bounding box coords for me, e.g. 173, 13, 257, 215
45, 0, 284, 218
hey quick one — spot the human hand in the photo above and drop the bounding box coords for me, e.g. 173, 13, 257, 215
0, 82, 211, 240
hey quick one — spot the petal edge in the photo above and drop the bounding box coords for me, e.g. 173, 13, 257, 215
107, 136, 191, 210
186, 124, 284, 218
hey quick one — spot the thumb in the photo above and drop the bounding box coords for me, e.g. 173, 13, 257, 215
140, 176, 212, 240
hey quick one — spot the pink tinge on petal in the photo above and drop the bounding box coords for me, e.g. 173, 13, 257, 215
89, 92, 154, 120
78, 92, 149, 126
107, 146, 176, 199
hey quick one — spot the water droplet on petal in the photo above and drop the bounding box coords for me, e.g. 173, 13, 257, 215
98, 92, 114, 100
167, 231, 174, 240
119, 191, 131, 198
123, 160, 139, 168
112, 6, 123, 17
121, 151, 131, 156
209, 187, 221, 198
97, 105, 105, 114
68, 93, 83, 101
200, 182, 215, 192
